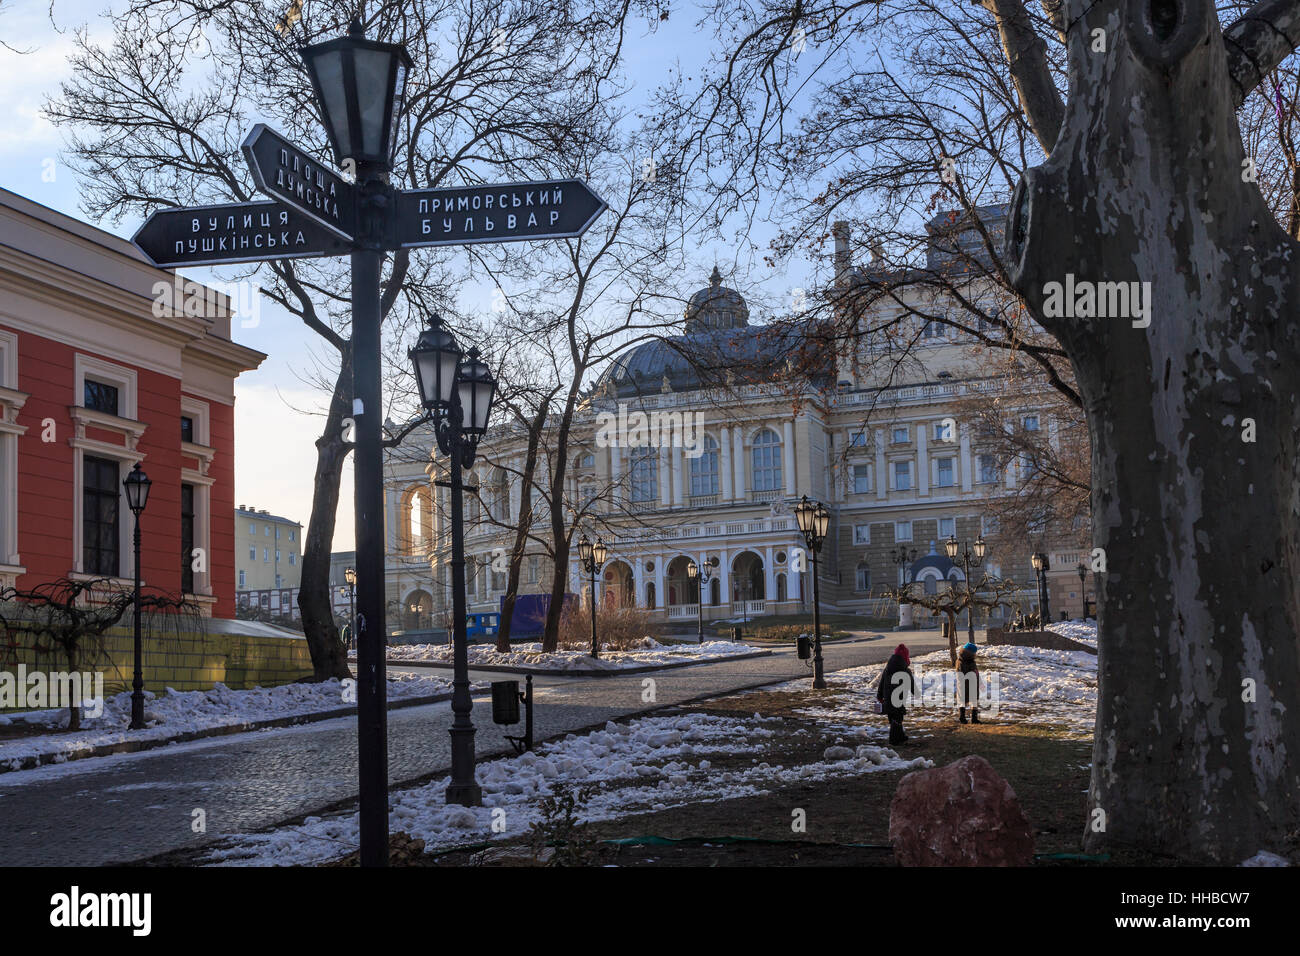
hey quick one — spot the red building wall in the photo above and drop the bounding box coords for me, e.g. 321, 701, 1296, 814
6, 323, 236, 612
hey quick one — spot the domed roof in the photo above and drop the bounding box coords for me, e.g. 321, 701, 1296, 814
685, 266, 749, 332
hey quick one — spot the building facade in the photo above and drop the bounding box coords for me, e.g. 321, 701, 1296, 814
382, 210, 1083, 632
0, 187, 263, 617
235, 505, 303, 592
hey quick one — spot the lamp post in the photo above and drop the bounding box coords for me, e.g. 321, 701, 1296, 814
686, 556, 717, 645
893, 546, 917, 587
1031, 551, 1051, 625
410, 314, 498, 809
342, 566, 356, 648
1076, 562, 1088, 619
944, 534, 987, 645
301, 17, 412, 867
794, 496, 831, 689
123, 462, 152, 730
577, 534, 608, 657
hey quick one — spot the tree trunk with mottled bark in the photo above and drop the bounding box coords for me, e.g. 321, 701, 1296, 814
1006, 0, 1300, 862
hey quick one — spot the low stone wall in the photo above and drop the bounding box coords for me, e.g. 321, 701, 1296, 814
1, 620, 314, 696
985, 626, 1097, 655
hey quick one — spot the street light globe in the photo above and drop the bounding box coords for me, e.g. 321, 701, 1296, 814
592, 538, 609, 567
345, 566, 356, 585
813, 503, 831, 541
455, 347, 498, 437
409, 314, 462, 410
794, 495, 816, 535
686, 559, 698, 579
123, 462, 152, 515
974, 536, 987, 560
577, 534, 593, 565
944, 535, 959, 560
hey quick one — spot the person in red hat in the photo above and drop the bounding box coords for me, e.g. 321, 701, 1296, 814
876, 643, 916, 745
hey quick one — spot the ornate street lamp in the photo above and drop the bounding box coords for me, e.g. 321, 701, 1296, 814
122, 462, 152, 730
1031, 551, 1050, 625
686, 556, 717, 645
945, 534, 987, 645
795, 495, 831, 689
300, 18, 412, 169
343, 566, 356, 649
411, 313, 498, 809
577, 534, 608, 657
1077, 561, 1089, 619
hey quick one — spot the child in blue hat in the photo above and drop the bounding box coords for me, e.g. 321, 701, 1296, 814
957, 641, 980, 723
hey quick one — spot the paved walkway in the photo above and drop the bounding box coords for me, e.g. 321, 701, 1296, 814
0, 632, 952, 866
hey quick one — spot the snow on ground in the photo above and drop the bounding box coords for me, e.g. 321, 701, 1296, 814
0, 674, 457, 771
1046, 619, 1098, 648
383, 637, 758, 671
744, 626, 1098, 738
202, 711, 933, 866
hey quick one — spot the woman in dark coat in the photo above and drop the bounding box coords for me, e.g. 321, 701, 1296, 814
957, 641, 980, 724
877, 644, 915, 745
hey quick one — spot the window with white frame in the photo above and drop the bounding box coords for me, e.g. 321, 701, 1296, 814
895, 520, 913, 541
249, 545, 256, 560
939, 516, 955, 539
933, 421, 951, 442
891, 426, 909, 444
249, 523, 256, 534
0, 329, 27, 576
855, 563, 871, 592
935, 457, 955, 487
264, 547, 269, 562
630, 447, 658, 502
982, 514, 1000, 535
1024, 414, 1040, 431
849, 430, 867, 448
978, 454, 999, 484
852, 464, 871, 494
238, 569, 246, 588
751, 428, 783, 492
892, 460, 912, 491
853, 524, 871, 545
690, 435, 720, 496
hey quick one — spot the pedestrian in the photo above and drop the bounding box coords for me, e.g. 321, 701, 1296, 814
957, 641, 980, 724
877, 643, 915, 745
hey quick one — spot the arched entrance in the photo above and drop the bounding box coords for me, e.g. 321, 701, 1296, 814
731, 551, 765, 604
602, 559, 634, 608
404, 588, 433, 630
666, 555, 698, 608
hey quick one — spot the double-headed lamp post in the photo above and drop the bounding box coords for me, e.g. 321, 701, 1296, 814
794, 496, 831, 689
123, 463, 152, 730
944, 534, 987, 645
301, 17, 412, 867
686, 556, 717, 644
410, 314, 498, 809
577, 534, 608, 657
1030, 551, 1051, 624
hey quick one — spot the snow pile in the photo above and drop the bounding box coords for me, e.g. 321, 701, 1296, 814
202, 712, 932, 866
750, 641, 1098, 737
384, 638, 757, 671
0, 673, 457, 771
1045, 619, 1098, 649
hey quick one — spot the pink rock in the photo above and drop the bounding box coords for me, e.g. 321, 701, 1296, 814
888, 754, 1035, 866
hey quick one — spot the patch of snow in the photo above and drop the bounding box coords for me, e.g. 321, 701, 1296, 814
384, 639, 757, 671
1240, 850, 1290, 867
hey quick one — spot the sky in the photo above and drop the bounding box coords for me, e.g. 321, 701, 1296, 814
0, 0, 825, 551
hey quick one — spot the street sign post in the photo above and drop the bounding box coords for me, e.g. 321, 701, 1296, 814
130, 41, 609, 865
132, 200, 351, 268
242, 124, 356, 240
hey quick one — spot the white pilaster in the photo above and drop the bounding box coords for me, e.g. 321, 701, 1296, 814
763, 544, 776, 602
659, 446, 672, 507
959, 427, 972, 493
875, 428, 887, 501
917, 423, 928, 495
720, 426, 733, 501
782, 420, 795, 496
671, 446, 684, 505
733, 429, 746, 500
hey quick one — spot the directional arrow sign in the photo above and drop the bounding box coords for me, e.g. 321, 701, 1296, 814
132, 200, 352, 268
242, 124, 356, 241
395, 179, 606, 249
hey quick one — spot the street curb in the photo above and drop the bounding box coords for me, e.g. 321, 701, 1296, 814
383, 648, 773, 677
0, 691, 457, 775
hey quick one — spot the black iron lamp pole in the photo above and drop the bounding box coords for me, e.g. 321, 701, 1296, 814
945, 534, 987, 644
1076, 562, 1088, 619
1030, 551, 1051, 624
577, 535, 608, 658
410, 316, 498, 809
795, 496, 830, 689
345, 566, 356, 649
686, 557, 716, 644
301, 16, 413, 867
123, 462, 151, 730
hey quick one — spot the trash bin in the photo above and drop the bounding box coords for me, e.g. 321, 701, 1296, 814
491, 680, 520, 725
732, 626, 743, 642
796, 635, 812, 659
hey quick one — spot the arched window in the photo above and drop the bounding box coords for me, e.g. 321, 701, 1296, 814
630, 447, 658, 502
776, 572, 787, 602
710, 577, 721, 607
751, 429, 783, 492
689, 435, 719, 497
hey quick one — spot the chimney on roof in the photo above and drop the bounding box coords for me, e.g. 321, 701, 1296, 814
832, 221, 851, 285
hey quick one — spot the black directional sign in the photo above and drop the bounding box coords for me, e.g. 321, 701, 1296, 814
132, 200, 352, 268
242, 124, 356, 241
395, 179, 607, 249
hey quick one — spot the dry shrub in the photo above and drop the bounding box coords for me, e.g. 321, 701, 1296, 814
557, 601, 655, 652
